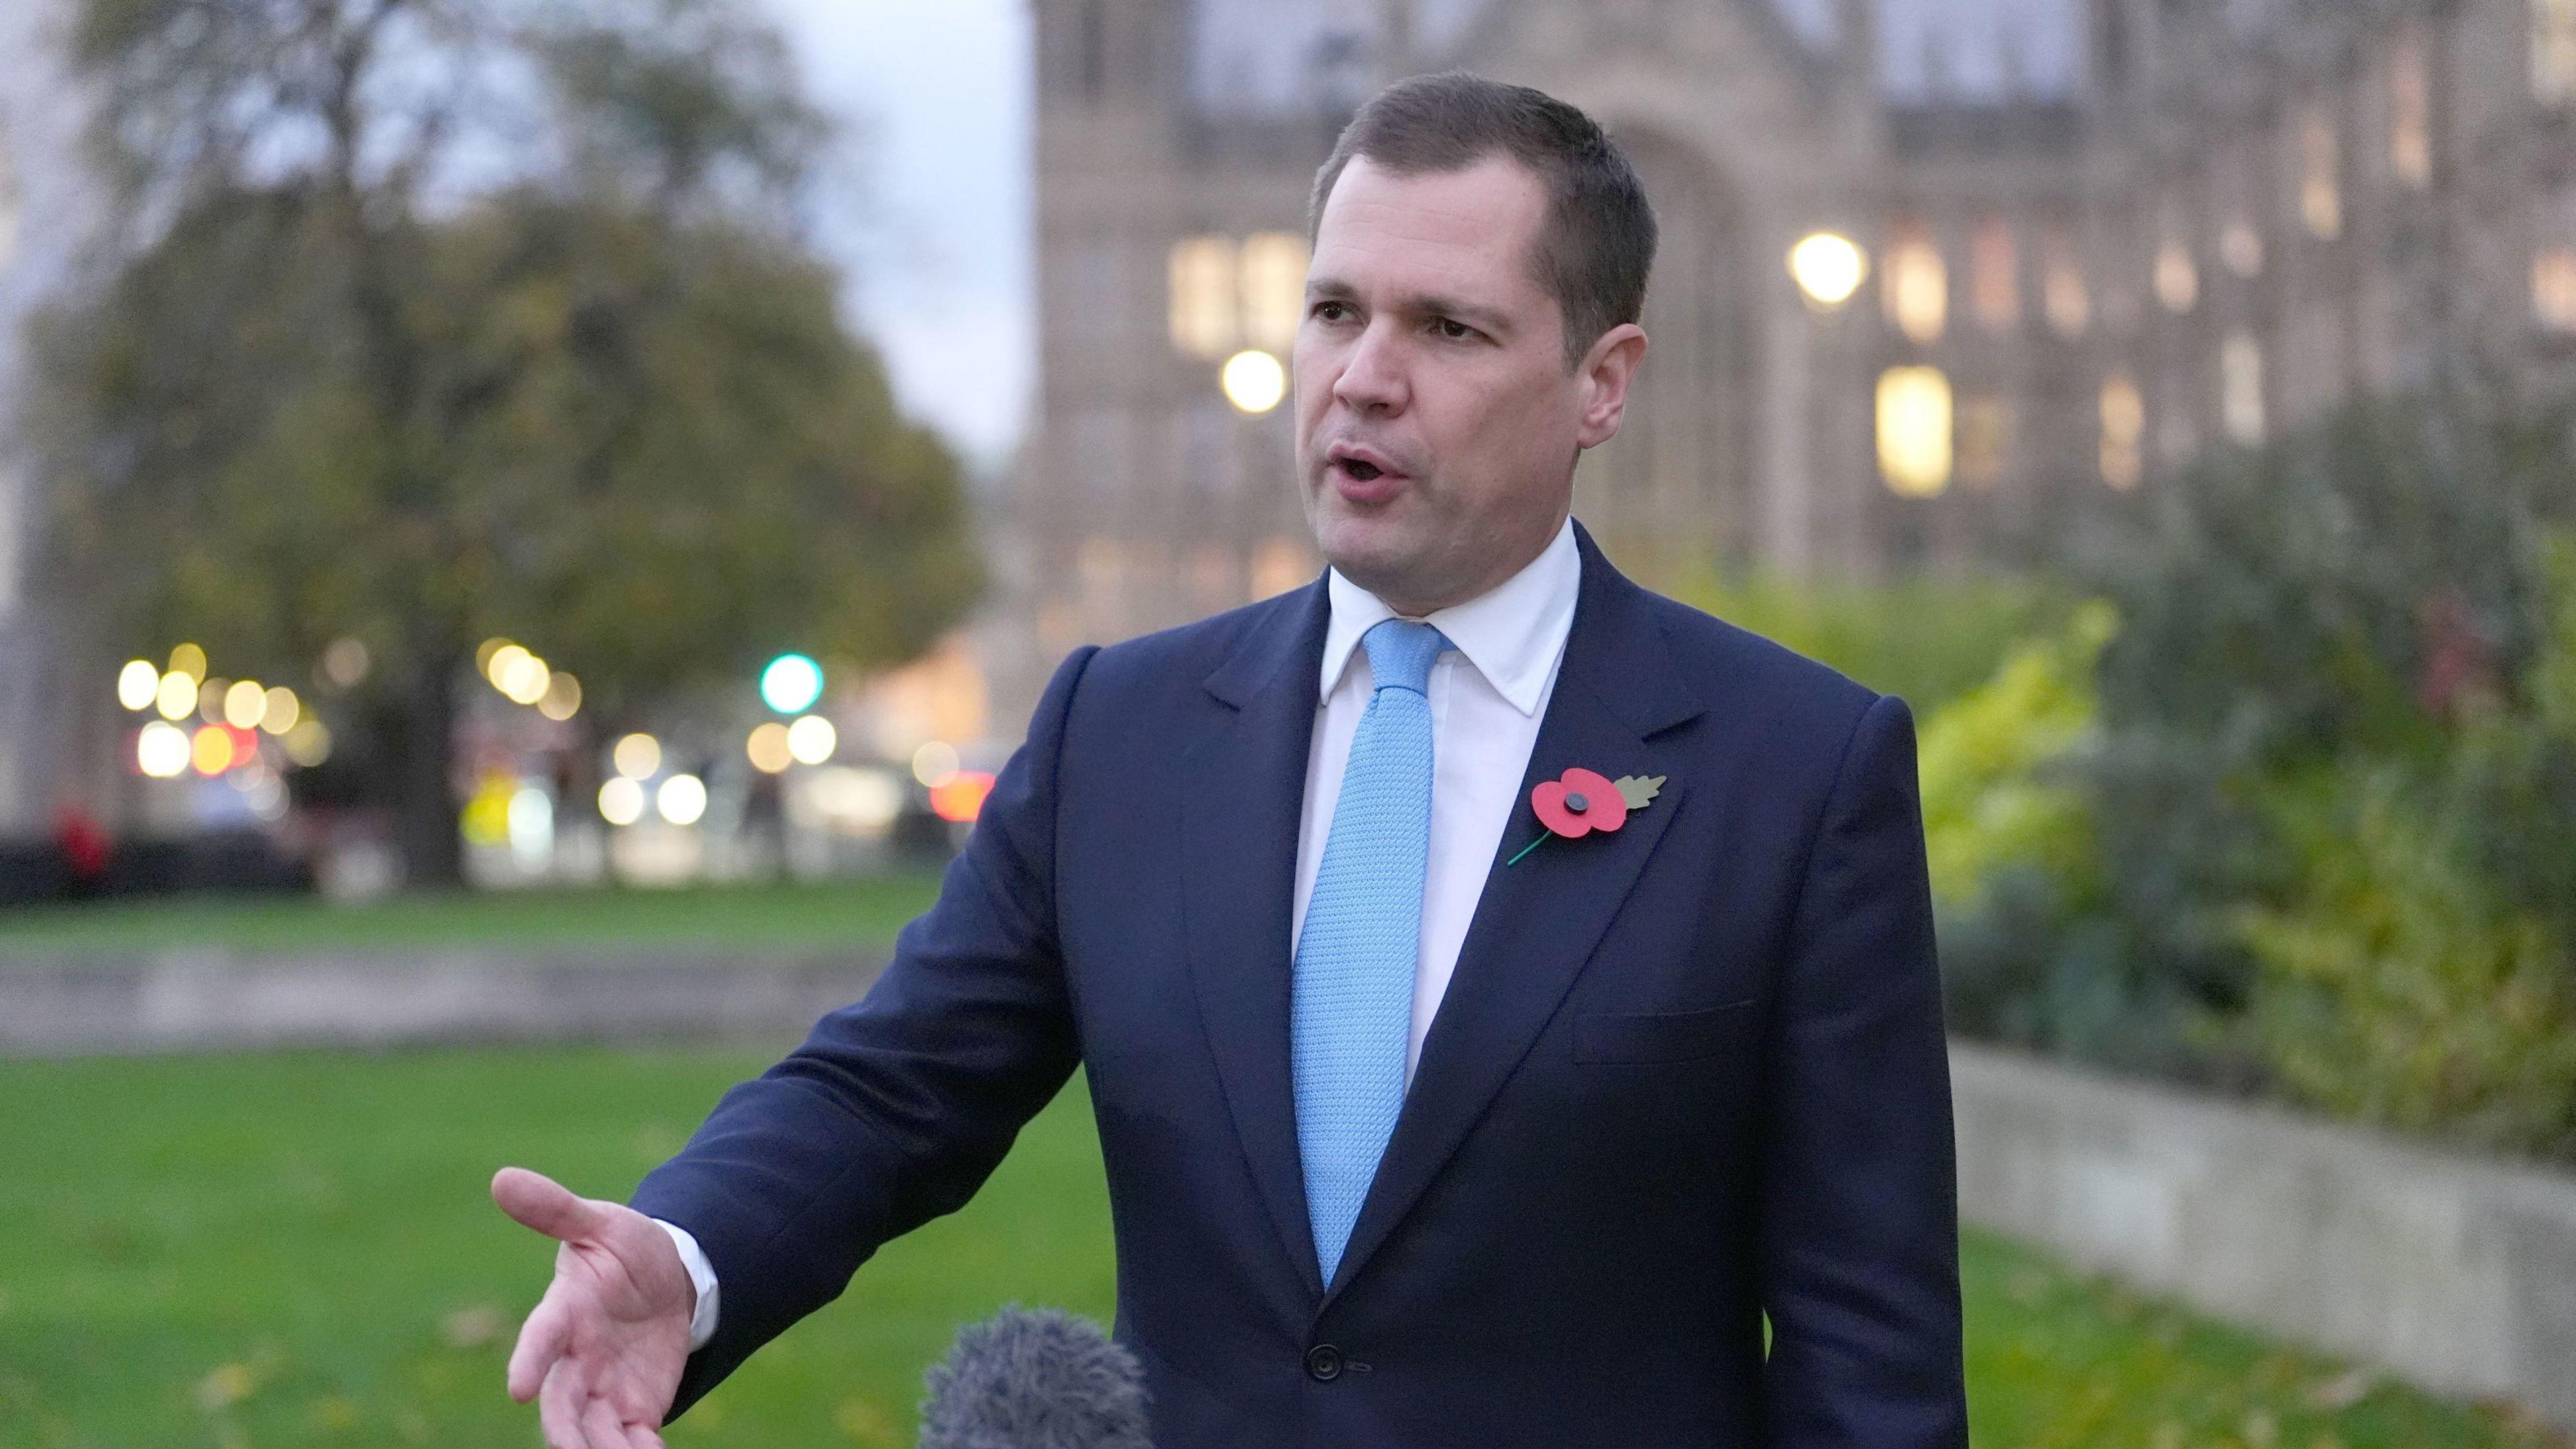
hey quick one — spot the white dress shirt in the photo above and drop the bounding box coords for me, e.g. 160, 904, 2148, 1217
659, 515, 1582, 1352
1293, 515, 1580, 1085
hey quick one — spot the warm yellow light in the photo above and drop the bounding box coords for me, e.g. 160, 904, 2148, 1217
486, 643, 532, 691
168, 643, 207, 680
657, 774, 709, 826
137, 720, 193, 778
786, 714, 839, 766
476, 638, 518, 678
746, 721, 794, 774
1884, 234, 1947, 344
2101, 373, 2147, 489
612, 733, 663, 780
2536, 250, 2576, 333
1788, 231, 1868, 308
2154, 241, 2199, 313
1876, 367, 1955, 498
1240, 232, 1311, 352
2300, 114, 2342, 239
117, 660, 160, 711
191, 724, 235, 776
261, 686, 299, 735
2222, 333, 2267, 445
537, 671, 582, 722
912, 740, 961, 789
155, 670, 199, 722
1169, 237, 1240, 360
598, 776, 647, 826
1220, 350, 1286, 415
223, 679, 268, 730
283, 718, 333, 767
498, 653, 551, 706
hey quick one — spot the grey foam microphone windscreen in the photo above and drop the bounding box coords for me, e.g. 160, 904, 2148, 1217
918, 1305, 1152, 1449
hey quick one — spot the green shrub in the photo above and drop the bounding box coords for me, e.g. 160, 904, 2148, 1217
1674, 568, 2068, 716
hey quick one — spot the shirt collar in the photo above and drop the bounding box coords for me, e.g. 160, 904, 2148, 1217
1318, 515, 1580, 718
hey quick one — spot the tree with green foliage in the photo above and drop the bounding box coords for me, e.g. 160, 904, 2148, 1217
32, 0, 981, 885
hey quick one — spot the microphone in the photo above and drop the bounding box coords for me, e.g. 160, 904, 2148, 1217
918, 1305, 1152, 1449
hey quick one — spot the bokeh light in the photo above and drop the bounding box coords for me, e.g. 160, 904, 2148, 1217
1788, 231, 1868, 308
197, 679, 229, 725
786, 714, 837, 765
282, 718, 333, 767
321, 637, 371, 688
612, 733, 663, 781
498, 651, 551, 706
597, 776, 647, 826
537, 671, 582, 722
911, 739, 961, 788
760, 653, 825, 714
745, 721, 794, 774
223, 680, 268, 730
1220, 349, 1286, 415
136, 720, 192, 777
657, 773, 708, 826
191, 724, 234, 776
155, 671, 199, 722
167, 643, 207, 681
117, 660, 160, 711
260, 686, 299, 735
930, 769, 997, 824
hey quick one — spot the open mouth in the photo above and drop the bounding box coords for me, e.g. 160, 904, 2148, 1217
1340, 459, 1385, 482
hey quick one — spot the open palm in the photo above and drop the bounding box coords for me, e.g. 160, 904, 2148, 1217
493, 1167, 696, 1449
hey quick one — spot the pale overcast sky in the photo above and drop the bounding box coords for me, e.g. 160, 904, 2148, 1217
757, 0, 1033, 473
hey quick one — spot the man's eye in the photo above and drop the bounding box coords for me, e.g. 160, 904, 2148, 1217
1433, 317, 1477, 341
1311, 301, 1352, 323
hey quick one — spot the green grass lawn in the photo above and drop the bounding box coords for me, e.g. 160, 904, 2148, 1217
0, 877, 945, 957
1, 1047, 2562, 1449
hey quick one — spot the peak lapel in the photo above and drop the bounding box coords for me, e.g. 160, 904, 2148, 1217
1325, 525, 1705, 1298
1179, 578, 1333, 1297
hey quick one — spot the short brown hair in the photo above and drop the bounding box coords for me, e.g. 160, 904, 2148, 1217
1309, 72, 1658, 368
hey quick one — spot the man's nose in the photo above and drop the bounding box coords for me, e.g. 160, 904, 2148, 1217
1331, 321, 1409, 415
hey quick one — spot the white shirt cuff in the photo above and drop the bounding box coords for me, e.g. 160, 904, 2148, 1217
653, 1218, 720, 1352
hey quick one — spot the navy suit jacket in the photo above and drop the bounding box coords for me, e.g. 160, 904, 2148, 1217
633, 521, 1968, 1446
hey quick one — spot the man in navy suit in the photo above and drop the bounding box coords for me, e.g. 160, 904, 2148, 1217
494, 72, 1966, 1448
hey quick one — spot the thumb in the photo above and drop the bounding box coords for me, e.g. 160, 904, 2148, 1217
492, 1166, 608, 1244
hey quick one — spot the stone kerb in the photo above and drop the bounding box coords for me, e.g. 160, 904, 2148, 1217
0, 945, 892, 1055
1951, 1040, 2576, 1434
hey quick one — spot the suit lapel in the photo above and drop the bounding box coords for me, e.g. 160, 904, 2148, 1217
1325, 523, 1706, 1298
1179, 577, 1333, 1297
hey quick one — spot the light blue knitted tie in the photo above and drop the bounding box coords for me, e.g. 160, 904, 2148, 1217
1292, 617, 1451, 1287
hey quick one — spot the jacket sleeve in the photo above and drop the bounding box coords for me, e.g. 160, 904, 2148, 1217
631, 644, 1099, 1419
1756, 692, 1970, 1447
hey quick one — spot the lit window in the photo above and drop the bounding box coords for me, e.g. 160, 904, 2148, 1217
1883, 224, 1948, 345
2220, 219, 2265, 277
2100, 373, 2146, 489
2537, 249, 2576, 331
1238, 233, 1309, 353
1169, 237, 1238, 359
2155, 237, 2200, 313
2536, 0, 2576, 104
2043, 232, 2090, 337
1957, 396, 2015, 488
1877, 367, 1954, 498
2390, 29, 2434, 187
1971, 221, 2021, 331
2222, 333, 2267, 444
2300, 111, 2343, 240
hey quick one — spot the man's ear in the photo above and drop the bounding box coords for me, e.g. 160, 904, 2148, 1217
1572, 323, 1649, 450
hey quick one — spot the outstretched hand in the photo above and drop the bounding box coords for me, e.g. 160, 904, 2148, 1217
492, 1167, 696, 1449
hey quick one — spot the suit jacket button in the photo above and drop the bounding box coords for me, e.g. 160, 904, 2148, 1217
1305, 1344, 1344, 1381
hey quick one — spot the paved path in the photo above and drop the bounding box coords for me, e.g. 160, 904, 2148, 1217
0, 945, 892, 1055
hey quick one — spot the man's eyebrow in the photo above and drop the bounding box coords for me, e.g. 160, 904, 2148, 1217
1304, 276, 1515, 334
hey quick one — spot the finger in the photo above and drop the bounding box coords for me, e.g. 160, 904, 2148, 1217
506, 1297, 573, 1403
625, 1421, 667, 1449
539, 1359, 590, 1449
494, 1167, 607, 1243
582, 1394, 632, 1449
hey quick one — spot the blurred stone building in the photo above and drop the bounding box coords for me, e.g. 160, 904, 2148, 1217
0, 0, 102, 838
990, 0, 2576, 724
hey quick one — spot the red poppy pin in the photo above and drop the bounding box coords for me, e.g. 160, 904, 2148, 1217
1507, 768, 1666, 865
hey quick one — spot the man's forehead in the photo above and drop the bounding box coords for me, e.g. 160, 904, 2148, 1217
1310, 154, 1550, 296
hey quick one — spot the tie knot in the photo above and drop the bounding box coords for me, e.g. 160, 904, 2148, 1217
1360, 619, 1449, 697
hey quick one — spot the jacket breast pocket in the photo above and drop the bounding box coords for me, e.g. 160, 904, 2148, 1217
1572, 998, 1760, 1065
